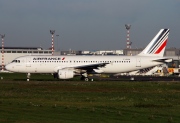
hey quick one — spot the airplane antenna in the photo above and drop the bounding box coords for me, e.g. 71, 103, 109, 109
50, 30, 55, 55
125, 24, 132, 49
0, 34, 5, 71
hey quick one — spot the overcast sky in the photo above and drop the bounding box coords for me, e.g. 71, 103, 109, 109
0, 0, 180, 51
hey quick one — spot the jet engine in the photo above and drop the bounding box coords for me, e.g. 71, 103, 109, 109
57, 69, 74, 79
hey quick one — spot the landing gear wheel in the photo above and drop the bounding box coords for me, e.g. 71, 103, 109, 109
85, 77, 89, 81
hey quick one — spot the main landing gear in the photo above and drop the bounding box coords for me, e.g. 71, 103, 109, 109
80, 73, 93, 81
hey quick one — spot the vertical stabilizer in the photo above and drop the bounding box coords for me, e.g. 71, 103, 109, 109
138, 29, 170, 57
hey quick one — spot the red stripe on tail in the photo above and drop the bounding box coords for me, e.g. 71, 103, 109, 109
155, 40, 167, 54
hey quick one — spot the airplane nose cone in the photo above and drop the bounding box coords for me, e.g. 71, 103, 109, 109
5, 65, 9, 70
5, 64, 11, 71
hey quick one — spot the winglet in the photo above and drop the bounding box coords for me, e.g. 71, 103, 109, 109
138, 29, 170, 57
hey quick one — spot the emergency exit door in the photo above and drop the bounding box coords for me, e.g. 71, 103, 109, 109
136, 58, 141, 67
26, 57, 31, 67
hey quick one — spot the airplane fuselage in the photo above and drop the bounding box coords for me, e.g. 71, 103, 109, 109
6, 55, 163, 74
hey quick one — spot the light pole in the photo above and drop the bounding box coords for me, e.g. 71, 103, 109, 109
56, 35, 59, 51
125, 24, 132, 49
1, 34, 5, 71
50, 30, 55, 55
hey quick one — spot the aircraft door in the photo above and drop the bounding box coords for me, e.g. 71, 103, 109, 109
136, 58, 141, 67
26, 57, 31, 67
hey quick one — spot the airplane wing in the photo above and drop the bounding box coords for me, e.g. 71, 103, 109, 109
74, 63, 109, 72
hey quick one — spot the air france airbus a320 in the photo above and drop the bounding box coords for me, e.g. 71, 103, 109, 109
6, 29, 171, 81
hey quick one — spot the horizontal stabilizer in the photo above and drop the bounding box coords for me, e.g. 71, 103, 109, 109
153, 58, 172, 63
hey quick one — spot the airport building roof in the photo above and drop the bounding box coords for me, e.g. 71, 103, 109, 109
0, 47, 43, 50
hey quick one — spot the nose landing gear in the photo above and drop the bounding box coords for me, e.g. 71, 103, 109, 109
27, 73, 31, 81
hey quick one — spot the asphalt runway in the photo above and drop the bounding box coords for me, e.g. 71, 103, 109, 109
91, 75, 180, 81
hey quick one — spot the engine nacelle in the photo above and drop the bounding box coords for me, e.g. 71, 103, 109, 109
57, 69, 74, 79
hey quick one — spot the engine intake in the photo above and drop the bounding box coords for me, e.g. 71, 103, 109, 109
57, 69, 74, 79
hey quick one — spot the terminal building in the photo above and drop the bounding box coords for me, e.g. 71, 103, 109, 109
123, 48, 180, 56
60, 50, 123, 55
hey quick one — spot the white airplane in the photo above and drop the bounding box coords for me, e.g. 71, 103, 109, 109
5, 29, 171, 81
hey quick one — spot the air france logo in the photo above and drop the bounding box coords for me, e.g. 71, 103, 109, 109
33, 57, 65, 60
62, 57, 65, 60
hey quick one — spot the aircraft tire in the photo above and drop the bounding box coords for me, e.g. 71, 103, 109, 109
85, 77, 89, 81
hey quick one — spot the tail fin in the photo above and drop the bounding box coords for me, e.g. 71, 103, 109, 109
138, 29, 170, 57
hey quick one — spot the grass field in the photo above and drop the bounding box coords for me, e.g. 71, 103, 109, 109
0, 73, 180, 123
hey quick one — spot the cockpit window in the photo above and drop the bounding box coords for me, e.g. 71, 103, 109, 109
12, 60, 16, 63
12, 60, 20, 63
